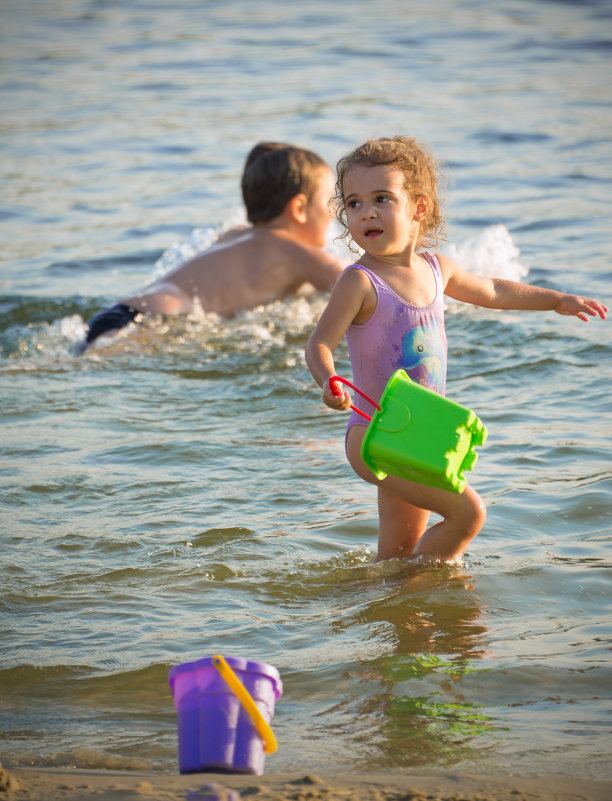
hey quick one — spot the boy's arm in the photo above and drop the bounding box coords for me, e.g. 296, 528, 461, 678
439, 254, 607, 322
299, 250, 344, 292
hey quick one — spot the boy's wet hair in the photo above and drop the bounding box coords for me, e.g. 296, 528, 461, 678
334, 136, 446, 249
242, 142, 329, 224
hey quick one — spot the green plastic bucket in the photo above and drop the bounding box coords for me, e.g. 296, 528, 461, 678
331, 370, 487, 494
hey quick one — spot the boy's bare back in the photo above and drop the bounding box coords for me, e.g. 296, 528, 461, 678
120, 227, 341, 318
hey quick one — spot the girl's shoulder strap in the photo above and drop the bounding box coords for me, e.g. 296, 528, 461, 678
421, 251, 444, 289
344, 262, 368, 273
421, 251, 441, 272
343, 263, 382, 285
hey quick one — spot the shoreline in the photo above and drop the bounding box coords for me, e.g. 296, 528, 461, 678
2, 765, 611, 801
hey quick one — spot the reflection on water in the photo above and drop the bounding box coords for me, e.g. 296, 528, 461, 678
319, 565, 500, 771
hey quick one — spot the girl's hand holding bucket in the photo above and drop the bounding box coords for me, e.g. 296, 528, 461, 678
325, 377, 352, 411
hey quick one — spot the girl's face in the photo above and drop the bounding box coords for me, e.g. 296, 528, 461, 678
343, 164, 419, 257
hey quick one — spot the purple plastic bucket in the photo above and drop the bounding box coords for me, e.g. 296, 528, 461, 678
168, 656, 283, 775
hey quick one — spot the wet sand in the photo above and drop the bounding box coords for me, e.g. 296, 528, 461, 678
2, 765, 611, 801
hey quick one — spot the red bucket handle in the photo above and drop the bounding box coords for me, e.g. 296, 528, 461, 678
328, 375, 381, 422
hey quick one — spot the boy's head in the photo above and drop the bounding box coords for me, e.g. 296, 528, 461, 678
242, 142, 331, 225
334, 136, 445, 248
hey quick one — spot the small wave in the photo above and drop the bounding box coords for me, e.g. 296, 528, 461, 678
471, 130, 552, 145
9, 749, 160, 772
0, 311, 89, 369
443, 224, 528, 282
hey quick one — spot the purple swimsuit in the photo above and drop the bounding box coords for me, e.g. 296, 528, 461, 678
345, 253, 447, 433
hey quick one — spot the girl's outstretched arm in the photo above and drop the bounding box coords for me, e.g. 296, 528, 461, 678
439, 255, 608, 322
305, 268, 372, 410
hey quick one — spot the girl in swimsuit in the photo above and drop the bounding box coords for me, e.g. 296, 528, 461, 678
305, 136, 607, 564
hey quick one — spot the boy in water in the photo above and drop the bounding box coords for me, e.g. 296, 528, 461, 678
80, 142, 342, 349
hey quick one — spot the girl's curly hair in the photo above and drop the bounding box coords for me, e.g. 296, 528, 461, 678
334, 136, 446, 251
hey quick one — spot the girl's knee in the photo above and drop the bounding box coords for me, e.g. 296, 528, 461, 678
462, 488, 487, 532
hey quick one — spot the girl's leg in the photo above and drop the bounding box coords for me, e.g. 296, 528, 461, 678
346, 425, 486, 562
406, 482, 486, 561
376, 486, 430, 561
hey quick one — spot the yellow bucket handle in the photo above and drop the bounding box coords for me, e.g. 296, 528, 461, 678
212, 655, 278, 755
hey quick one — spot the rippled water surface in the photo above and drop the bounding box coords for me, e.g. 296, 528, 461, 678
1, 0, 611, 781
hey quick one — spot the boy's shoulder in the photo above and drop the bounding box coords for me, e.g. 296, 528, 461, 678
186, 226, 343, 291
264, 233, 343, 290
243, 227, 340, 266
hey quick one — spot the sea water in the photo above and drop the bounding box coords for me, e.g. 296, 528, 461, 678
1, 0, 611, 781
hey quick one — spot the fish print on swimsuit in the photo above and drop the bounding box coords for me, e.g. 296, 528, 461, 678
398, 318, 447, 394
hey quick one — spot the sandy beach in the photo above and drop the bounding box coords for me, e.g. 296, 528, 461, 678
2, 765, 611, 801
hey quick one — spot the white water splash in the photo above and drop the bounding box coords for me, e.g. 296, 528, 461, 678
59, 314, 88, 342
443, 224, 528, 282
149, 225, 221, 281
